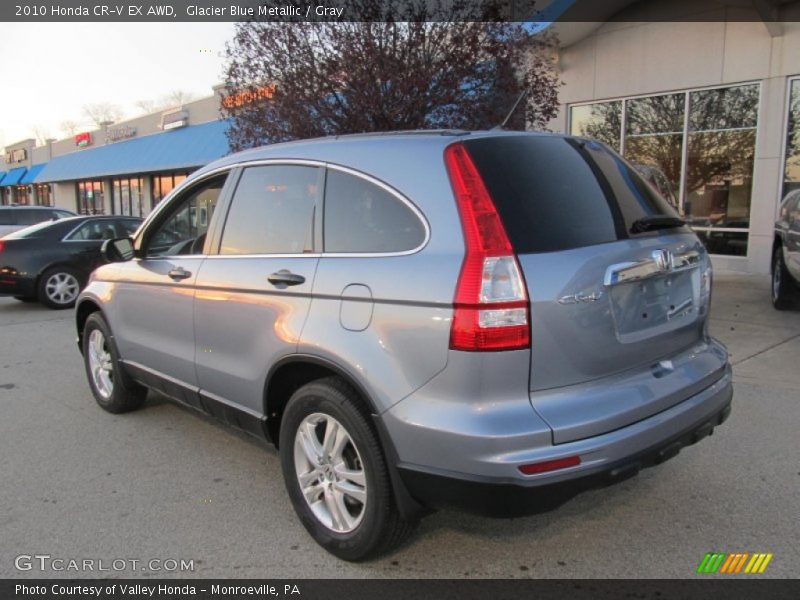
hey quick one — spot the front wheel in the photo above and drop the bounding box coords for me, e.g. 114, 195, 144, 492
279, 377, 415, 561
82, 312, 147, 413
772, 246, 798, 310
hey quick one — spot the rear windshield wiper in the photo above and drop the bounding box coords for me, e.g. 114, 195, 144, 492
630, 216, 686, 234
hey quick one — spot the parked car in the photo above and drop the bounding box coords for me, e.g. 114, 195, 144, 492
0, 215, 142, 308
75, 131, 732, 560
772, 189, 800, 309
0, 205, 76, 237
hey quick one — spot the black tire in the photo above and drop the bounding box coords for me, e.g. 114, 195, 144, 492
82, 312, 147, 414
37, 266, 83, 309
279, 376, 416, 561
13, 296, 37, 302
771, 246, 798, 310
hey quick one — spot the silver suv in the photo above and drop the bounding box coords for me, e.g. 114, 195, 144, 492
76, 131, 732, 560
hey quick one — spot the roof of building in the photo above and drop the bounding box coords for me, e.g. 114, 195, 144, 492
35, 120, 231, 183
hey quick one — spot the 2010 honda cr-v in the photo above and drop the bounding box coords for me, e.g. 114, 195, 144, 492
76, 131, 733, 560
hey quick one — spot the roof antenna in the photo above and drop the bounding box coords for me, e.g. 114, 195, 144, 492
493, 89, 528, 130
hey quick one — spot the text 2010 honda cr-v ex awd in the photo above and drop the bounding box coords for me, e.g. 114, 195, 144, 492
76, 131, 732, 560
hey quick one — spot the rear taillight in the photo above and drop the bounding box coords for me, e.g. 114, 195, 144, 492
444, 143, 530, 352
0, 240, 4, 253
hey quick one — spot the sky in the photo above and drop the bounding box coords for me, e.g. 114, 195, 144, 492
0, 23, 236, 148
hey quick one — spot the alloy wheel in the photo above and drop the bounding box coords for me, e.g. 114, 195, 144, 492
88, 329, 114, 399
773, 255, 781, 302
293, 413, 367, 533
45, 272, 80, 305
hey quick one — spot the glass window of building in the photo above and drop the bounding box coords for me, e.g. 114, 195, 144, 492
151, 172, 190, 210
14, 186, 30, 206
624, 93, 684, 211
784, 78, 800, 198
112, 176, 145, 217
569, 101, 622, 151
77, 180, 105, 215
35, 184, 52, 206
568, 83, 759, 256
685, 84, 758, 256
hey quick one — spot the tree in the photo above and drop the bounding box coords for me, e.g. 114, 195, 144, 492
59, 120, 79, 137
32, 126, 52, 146
82, 102, 124, 127
222, 2, 561, 150
134, 99, 158, 114
163, 90, 195, 107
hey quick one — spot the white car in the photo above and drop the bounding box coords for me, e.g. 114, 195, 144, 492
0, 206, 77, 237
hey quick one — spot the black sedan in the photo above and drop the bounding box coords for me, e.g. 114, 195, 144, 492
0, 215, 142, 309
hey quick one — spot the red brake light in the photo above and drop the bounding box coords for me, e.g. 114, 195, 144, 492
0, 240, 4, 253
445, 143, 530, 351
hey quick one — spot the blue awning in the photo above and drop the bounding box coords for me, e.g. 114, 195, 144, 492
35, 120, 231, 183
20, 163, 46, 184
1, 167, 27, 186
0, 172, 5, 185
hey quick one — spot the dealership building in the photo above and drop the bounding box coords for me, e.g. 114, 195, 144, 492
0, 85, 234, 219
2, 1, 800, 275
552, 0, 800, 274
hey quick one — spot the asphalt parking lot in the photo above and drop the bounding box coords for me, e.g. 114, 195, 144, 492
1, 274, 798, 579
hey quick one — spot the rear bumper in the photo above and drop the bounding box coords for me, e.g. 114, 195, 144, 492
398, 381, 732, 517
0, 275, 35, 297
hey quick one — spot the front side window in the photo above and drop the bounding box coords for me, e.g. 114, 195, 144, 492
145, 174, 227, 257
219, 165, 318, 255
323, 170, 426, 253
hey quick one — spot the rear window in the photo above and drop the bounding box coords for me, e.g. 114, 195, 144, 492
324, 170, 426, 253
463, 136, 683, 254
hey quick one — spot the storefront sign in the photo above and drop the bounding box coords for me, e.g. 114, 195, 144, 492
4, 148, 27, 163
222, 84, 276, 108
106, 125, 137, 143
161, 109, 189, 131
75, 132, 92, 147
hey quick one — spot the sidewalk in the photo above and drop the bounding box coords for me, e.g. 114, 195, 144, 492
710, 273, 800, 390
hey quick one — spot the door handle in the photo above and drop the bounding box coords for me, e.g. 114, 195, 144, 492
268, 269, 306, 287
168, 267, 192, 281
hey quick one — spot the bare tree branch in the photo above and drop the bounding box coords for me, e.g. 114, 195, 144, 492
221, 4, 561, 151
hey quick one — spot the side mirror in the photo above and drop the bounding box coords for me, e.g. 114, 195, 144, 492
101, 237, 135, 263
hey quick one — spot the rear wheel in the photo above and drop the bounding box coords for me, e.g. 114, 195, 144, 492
279, 377, 415, 561
38, 267, 82, 309
772, 246, 798, 310
82, 312, 147, 413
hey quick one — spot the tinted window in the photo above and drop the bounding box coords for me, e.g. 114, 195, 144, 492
220, 165, 318, 255
0, 209, 13, 225
324, 170, 425, 253
66, 220, 117, 241
146, 175, 227, 257
115, 219, 141, 236
17, 209, 45, 226
463, 136, 682, 254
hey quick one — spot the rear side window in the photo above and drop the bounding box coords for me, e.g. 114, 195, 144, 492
324, 170, 426, 253
463, 136, 682, 254
220, 165, 318, 255
66, 220, 115, 241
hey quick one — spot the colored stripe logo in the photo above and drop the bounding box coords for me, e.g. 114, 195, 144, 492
697, 552, 773, 574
